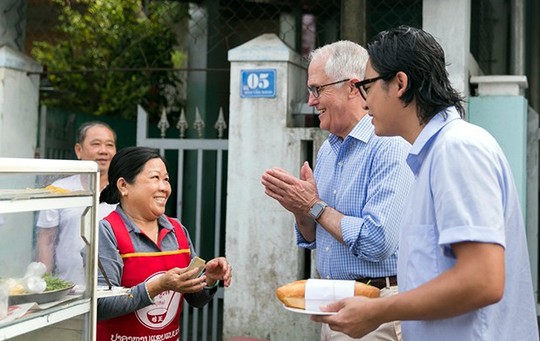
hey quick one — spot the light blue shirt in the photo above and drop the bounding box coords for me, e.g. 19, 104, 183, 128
297, 114, 413, 279
399, 107, 539, 341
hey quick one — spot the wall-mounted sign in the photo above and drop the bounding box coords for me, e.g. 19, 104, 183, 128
240, 69, 276, 98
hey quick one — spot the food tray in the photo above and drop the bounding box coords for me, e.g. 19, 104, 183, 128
96, 286, 131, 298
8, 285, 75, 306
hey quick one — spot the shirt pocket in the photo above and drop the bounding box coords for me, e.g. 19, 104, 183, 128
400, 223, 440, 290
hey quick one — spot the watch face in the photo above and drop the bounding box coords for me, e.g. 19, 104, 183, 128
311, 205, 324, 216
310, 202, 327, 219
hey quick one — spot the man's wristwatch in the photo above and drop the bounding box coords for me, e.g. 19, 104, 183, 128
309, 201, 328, 220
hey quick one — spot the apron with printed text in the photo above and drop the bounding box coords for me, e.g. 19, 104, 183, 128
97, 211, 191, 341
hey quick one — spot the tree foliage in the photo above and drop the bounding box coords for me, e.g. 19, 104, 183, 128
31, 0, 188, 120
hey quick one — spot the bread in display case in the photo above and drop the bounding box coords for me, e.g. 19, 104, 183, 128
0, 157, 100, 341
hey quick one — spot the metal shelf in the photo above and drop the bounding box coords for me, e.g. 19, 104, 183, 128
0, 299, 91, 340
0, 196, 93, 214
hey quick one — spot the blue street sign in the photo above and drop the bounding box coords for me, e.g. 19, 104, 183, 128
240, 69, 276, 98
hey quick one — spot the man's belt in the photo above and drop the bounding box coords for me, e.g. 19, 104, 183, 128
356, 275, 397, 289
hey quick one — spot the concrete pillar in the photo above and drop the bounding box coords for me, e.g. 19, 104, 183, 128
0, 46, 42, 158
423, 0, 470, 100
0, 0, 26, 52
224, 33, 323, 340
468, 75, 538, 309
186, 3, 209, 130
510, 0, 526, 75
469, 75, 528, 210
341, 0, 367, 45
0, 0, 40, 158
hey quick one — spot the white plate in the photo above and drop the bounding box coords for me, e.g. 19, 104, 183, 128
8, 285, 75, 306
283, 304, 336, 316
97, 286, 131, 298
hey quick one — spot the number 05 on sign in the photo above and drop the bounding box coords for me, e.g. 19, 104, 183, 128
240, 69, 276, 98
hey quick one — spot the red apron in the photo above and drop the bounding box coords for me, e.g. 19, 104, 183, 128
97, 211, 191, 341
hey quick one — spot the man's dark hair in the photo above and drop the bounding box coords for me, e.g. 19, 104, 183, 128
76, 121, 117, 144
367, 25, 465, 124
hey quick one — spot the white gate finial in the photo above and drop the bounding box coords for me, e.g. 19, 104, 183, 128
157, 108, 170, 138
194, 107, 205, 138
176, 108, 188, 138
214, 107, 227, 139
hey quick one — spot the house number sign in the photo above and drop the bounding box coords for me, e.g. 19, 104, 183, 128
240, 69, 276, 98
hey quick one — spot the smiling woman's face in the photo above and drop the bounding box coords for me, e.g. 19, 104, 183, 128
123, 158, 171, 220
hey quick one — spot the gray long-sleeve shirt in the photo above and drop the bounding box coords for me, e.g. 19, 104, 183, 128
97, 207, 216, 321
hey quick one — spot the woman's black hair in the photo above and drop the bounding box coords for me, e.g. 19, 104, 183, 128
99, 146, 167, 204
367, 25, 465, 124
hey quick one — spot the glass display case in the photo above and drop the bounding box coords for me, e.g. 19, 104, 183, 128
0, 157, 100, 341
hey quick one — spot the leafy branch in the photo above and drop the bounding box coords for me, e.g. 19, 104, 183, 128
31, 0, 189, 120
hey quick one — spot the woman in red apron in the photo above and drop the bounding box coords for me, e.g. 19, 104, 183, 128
97, 146, 232, 341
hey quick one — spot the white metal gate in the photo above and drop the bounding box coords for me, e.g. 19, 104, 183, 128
136, 105, 228, 341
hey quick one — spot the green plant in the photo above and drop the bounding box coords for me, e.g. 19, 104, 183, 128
32, 0, 188, 120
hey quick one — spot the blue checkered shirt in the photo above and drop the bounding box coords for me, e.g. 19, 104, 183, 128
297, 115, 413, 279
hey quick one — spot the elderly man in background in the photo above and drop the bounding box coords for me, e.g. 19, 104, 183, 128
35, 121, 117, 288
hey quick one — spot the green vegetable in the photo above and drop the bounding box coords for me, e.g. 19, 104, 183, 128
43, 273, 74, 291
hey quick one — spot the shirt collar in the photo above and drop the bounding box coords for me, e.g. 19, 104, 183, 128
406, 107, 461, 173
328, 114, 372, 150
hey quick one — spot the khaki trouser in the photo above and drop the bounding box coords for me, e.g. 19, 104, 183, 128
320, 286, 401, 341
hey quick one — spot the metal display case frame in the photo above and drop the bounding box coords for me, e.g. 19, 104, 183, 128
0, 157, 100, 341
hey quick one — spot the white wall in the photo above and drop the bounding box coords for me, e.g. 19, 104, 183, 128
0, 46, 42, 158
0, 46, 42, 278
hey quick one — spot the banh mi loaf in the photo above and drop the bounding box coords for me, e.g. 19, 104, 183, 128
275, 279, 380, 310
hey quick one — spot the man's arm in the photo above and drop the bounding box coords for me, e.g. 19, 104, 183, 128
312, 241, 505, 337
340, 139, 412, 261
304, 206, 344, 242
293, 212, 317, 242
35, 227, 58, 273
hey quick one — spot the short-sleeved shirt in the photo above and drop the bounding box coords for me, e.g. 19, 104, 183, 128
36, 175, 116, 285
398, 107, 538, 340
